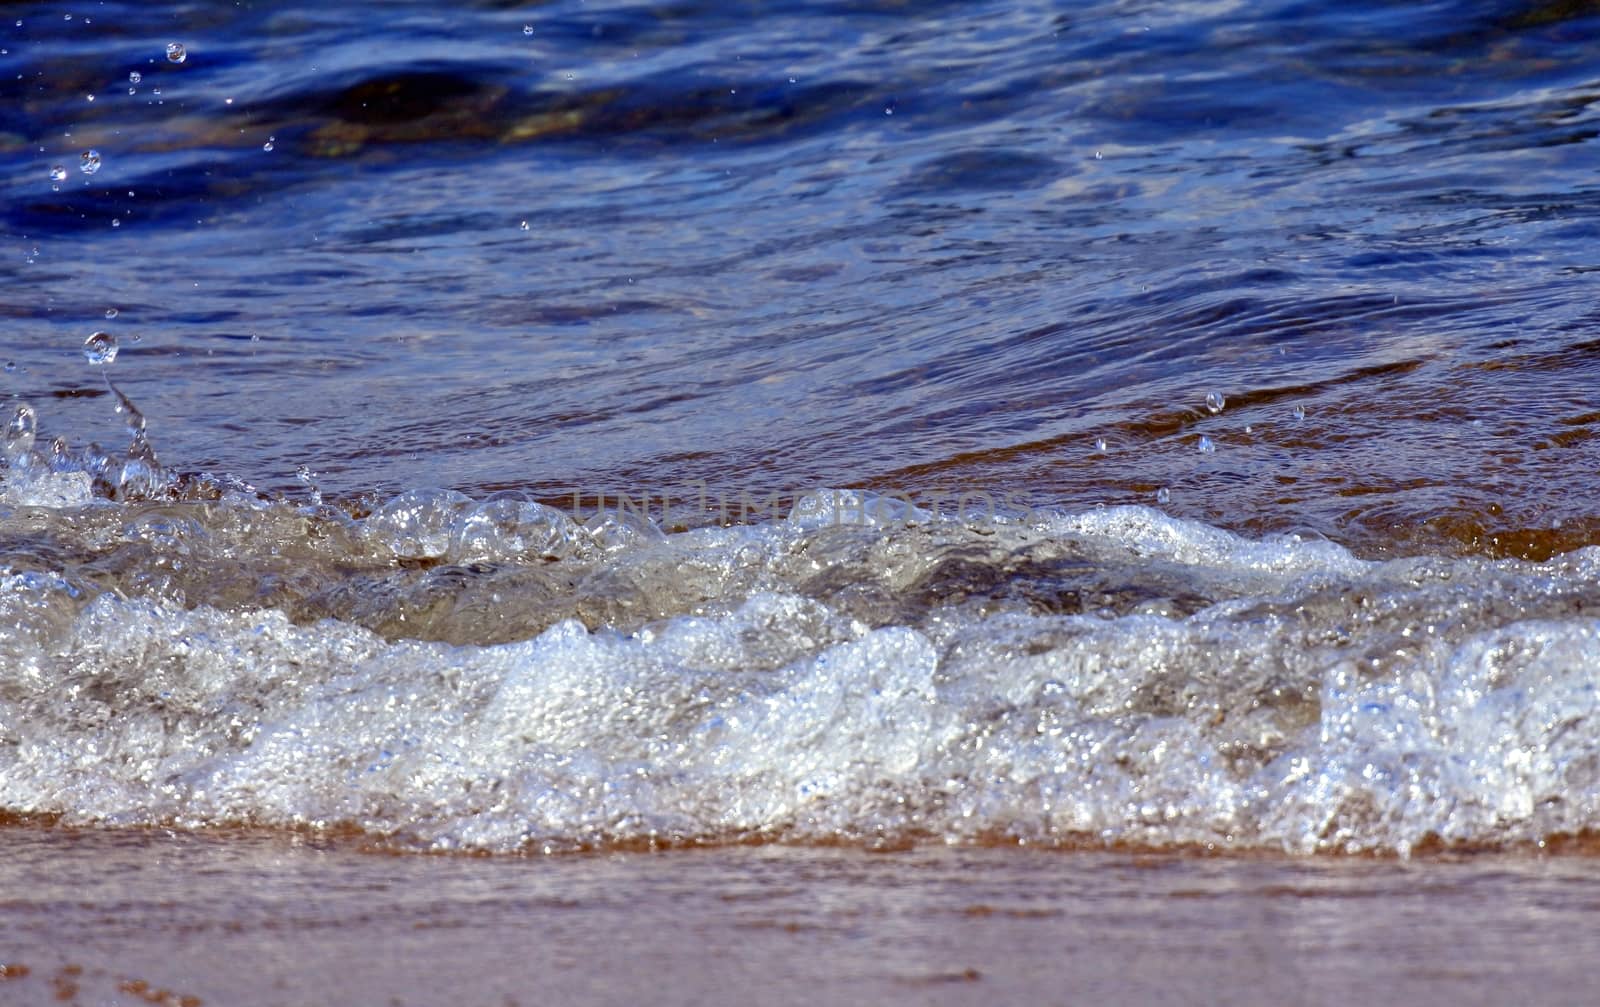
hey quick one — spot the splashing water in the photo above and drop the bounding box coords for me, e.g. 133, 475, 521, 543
2, 403, 37, 462
82, 331, 118, 366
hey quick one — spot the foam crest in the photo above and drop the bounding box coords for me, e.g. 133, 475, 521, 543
4, 488, 1600, 854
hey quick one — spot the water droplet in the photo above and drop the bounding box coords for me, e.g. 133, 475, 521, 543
4, 403, 37, 461
85, 93, 95, 102
1205, 391, 1225, 414
3, 361, 15, 373
262, 137, 275, 152
1156, 487, 1171, 505
79, 149, 100, 174
1094, 150, 1103, 159
48, 165, 66, 182
523, 24, 534, 35
1293, 404, 1306, 421
166, 42, 186, 64
129, 71, 142, 85
128, 87, 136, 95
224, 97, 234, 105
83, 331, 118, 366
1197, 435, 1215, 454
519, 220, 529, 231
1094, 436, 1108, 453
105, 308, 118, 319
110, 219, 120, 228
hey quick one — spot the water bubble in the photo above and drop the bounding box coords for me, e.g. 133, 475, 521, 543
82, 331, 118, 366
129, 71, 142, 85
1293, 404, 1306, 421
1094, 436, 1108, 453
3, 362, 15, 373
263, 137, 275, 152
79, 150, 100, 174
105, 308, 118, 319
165, 42, 186, 64
1197, 435, 1215, 454
3, 403, 37, 461
523, 24, 534, 35
1156, 487, 1171, 504
48, 165, 66, 182
1205, 391, 1225, 414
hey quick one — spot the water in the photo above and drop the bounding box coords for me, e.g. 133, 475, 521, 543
3, 832, 1599, 1007
2, 1, 1600, 858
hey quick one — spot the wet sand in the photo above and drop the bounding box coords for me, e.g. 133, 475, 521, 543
2, 826, 1597, 1007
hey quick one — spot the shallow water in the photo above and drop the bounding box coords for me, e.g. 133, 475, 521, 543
3, 1, 1600, 855
3, 830, 1600, 1007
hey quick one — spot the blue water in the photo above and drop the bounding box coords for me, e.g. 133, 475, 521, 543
2, 1, 1600, 854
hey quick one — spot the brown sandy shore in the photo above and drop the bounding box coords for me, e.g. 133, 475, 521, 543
2, 825, 1599, 1007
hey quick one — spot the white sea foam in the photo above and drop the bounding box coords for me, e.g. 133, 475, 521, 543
2, 489, 1599, 854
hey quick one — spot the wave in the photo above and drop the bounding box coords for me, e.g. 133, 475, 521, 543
3, 437, 1599, 855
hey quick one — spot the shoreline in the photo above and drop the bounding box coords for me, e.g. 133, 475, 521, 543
4, 823, 1598, 1006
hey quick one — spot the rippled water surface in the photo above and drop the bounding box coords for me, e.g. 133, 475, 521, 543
3, 1, 1600, 856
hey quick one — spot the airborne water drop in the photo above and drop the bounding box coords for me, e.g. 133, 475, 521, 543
166, 42, 186, 64
1205, 391, 1225, 414
83, 331, 118, 366
79, 150, 101, 174
3, 403, 37, 461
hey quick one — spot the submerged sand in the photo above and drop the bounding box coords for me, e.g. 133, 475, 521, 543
2, 825, 1597, 1006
